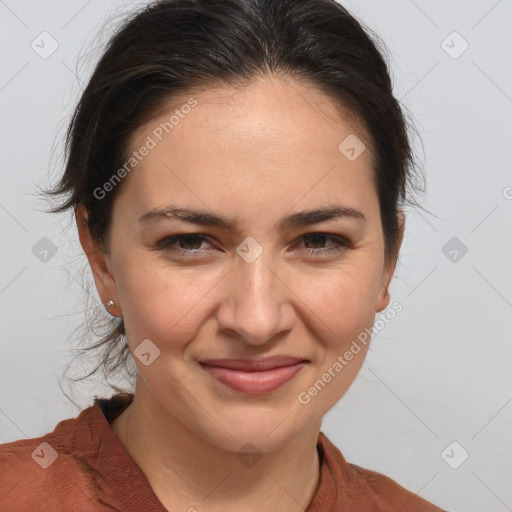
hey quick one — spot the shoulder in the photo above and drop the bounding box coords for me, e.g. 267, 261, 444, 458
348, 463, 446, 512
0, 405, 107, 511
318, 432, 447, 512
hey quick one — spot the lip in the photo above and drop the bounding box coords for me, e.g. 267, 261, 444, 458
199, 356, 309, 394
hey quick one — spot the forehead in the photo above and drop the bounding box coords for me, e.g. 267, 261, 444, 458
117, 75, 376, 221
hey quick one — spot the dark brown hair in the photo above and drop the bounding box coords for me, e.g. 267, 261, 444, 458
44, 0, 424, 393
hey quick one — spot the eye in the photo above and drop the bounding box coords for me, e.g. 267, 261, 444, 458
296, 233, 351, 256
155, 234, 214, 254
154, 232, 351, 257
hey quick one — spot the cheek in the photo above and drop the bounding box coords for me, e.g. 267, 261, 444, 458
292, 263, 380, 414
115, 253, 225, 347
291, 258, 383, 345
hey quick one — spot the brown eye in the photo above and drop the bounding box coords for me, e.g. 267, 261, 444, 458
154, 232, 351, 258
156, 234, 213, 254
298, 233, 351, 256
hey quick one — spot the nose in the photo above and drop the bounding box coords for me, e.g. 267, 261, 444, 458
215, 248, 295, 347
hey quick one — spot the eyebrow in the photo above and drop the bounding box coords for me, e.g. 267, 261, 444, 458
138, 204, 366, 230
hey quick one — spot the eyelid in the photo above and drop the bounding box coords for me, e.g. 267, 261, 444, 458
152, 233, 214, 252
153, 232, 352, 256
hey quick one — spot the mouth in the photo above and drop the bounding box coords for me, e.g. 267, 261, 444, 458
198, 356, 309, 395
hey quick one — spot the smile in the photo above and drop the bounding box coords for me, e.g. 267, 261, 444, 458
198, 356, 309, 395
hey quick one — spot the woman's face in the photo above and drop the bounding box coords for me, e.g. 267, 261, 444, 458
81, 75, 402, 453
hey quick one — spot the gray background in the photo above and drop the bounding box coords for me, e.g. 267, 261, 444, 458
1, 1, 511, 511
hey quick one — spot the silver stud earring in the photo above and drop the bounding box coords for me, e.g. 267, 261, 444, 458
106, 300, 115, 312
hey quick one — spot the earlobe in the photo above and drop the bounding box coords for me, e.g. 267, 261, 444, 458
75, 204, 120, 314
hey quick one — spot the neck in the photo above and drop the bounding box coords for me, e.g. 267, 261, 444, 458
110, 377, 321, 512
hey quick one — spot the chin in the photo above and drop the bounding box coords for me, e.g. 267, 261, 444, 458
196, 405, 315, 454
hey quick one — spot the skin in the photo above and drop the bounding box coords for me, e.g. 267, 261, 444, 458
76, 74, 404, 512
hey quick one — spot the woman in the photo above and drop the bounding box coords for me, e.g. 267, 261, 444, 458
0, 0, 447, 510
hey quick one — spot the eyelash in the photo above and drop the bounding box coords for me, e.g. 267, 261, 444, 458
154, 233, 352, 257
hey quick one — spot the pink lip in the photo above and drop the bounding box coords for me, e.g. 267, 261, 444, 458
199, 356, 309, 394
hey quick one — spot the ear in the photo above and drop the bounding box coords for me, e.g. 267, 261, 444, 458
75, 204, 122, 316
375, 211, 405, 313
